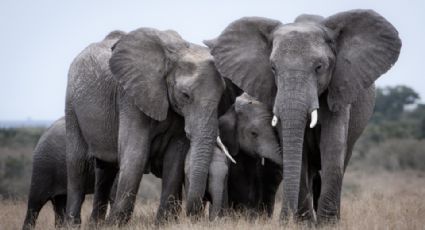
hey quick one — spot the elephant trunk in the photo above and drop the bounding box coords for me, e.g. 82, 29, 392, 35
275, 73, 319, 220
185, 107, 218, 216
278, 98, 307, 220
259, 142, 283, 166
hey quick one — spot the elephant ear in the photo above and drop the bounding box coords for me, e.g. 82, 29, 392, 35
219, 105, 239, 156
110, 28, 188, 121
323, 9, 401, 112
205, 17, 282, 108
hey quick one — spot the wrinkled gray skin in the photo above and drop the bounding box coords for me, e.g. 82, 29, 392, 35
185, 94, 282, 220
22, 118, 116, 230
207, 9, 401, 223
66, 29, 226, 225
220, 95, 282, 217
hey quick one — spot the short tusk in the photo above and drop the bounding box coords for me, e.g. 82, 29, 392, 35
261, 157, 265, 166
309, 109, 318, 128
217, 136, 236, 164
271, 115, 278, 127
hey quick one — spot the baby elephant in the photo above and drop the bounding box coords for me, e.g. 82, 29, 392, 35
185, 94, 283, 220
220, 94, 283, 217
22, 118, 116, 230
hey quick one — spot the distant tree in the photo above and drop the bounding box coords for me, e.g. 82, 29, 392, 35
406, 104, 425, 139
373, 85, 420, 123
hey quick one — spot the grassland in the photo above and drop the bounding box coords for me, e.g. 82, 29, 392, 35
2, 170, 424, 230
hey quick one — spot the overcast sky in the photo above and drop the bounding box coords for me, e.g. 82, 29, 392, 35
0, 0, 423, 120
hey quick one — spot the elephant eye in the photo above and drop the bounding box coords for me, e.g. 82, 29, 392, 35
315, 63, 323, 74
250, 131, 258, 138
179, 89, 192, 103
182, 92, 191, 100
271, 66, 276, 75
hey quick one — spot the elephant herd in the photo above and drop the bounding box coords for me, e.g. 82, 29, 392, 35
22, 9, 401, 229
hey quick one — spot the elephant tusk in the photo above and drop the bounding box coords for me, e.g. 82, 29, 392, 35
271, 115, 278, 127
309, 109, 318, 128
217, 136, 236, 164
261, 157, 265, 166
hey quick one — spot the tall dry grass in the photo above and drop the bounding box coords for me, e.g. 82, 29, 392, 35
1, 171, 424, 230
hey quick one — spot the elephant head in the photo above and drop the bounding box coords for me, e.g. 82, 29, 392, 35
109, 28, 226, 215
219, 93, 282, 166
206, 10, 401, 218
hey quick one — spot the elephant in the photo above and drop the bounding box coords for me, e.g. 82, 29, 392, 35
220, 94, 282, 217
22, 117, 117, 230
184, 94, 283, 220
206, 9, 401, 223
65, 28, 235, 225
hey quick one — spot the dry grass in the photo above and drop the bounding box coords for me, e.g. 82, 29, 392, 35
2, 171, 424, 230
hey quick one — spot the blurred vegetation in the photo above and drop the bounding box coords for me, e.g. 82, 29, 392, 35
0, 127, 44, 199
0, 127, 45, 148
1, 85, 425, 199
351, 85, 425, 171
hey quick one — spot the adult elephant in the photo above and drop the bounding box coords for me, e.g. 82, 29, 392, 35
206, 9, 401, 223
66, 28, 230, 225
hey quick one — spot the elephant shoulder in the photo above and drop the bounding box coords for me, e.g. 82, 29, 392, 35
67, 40, 118, 100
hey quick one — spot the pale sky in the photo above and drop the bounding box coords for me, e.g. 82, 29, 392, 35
0, 0, 423, 120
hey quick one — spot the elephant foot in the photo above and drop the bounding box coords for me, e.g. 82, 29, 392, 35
279, 209, 317, 227
279, 206, 295, 224
105, 211, 132, 227
316, 213, 339, 226
155, 209, 181, 226
54, 220, 67, 229
186, 198, 205, 217
65, 216, 82, 229
88, 216, 108, 229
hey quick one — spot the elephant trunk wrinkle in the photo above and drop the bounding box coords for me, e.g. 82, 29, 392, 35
186, 122, 217, 216
277, 95, 308, 220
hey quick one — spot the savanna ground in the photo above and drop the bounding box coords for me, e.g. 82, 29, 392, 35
1, 170, 424, 230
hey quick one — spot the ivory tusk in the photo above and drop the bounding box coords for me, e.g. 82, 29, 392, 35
309, 109, 318, 128
261, 157, 265, 166
217, 136, 236, 164
271, 115, 278, 127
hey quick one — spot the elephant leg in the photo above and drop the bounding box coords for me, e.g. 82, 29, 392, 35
22, 194, 49, 230
107, 104, 151, 226
156, 136, 188, 224
208, 168, 228, 221
260, 161, 282, 218
223, 178, 229, 211
108, 153, 148, 225
306, 127, 321, 214
65, 109, 89, 226
52, 195, 67, 228
90, 159, 118, 224
317, 105, 350, 223
312, 172, 321, 212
